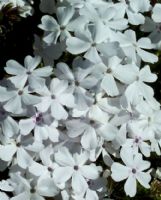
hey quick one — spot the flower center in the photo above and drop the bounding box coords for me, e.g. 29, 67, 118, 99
75, 81, 79, 86
134, 137, 139, 143
91, 43, 96, 47
35, 113, 43, 124
30, 188, 36, 193
74, 165, 79, 170
18, 90, 23, 95
60, 25, 66, 31
132, 168, 137, 174
51, 94, 56, 99
26, 71, 31, 75
48, 167, 53, 172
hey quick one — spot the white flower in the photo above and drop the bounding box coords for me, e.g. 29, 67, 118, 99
39, 6, 86, 44
152, 3, 161, 23
36, 78, 75, 120
0, 104, 19, 137
66, 118, 98, 151
0, 84, 41, 115
0, 141, 33, 169
8, 173, 59, 199
66, 20, 109, 63
125, 65, 157, 105
122, 122, 151, 157
53, 147, 99, 195
5, 55, 53, 89
114, 29, 158, 63
19, 110, 59, 142
55, 61, 96, 110
111, 148, 151, 197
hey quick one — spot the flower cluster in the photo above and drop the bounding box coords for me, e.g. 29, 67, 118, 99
0, 0, 161, 199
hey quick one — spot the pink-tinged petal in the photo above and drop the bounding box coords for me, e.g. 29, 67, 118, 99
53, 166, 73, 184
19, 118, 35, 135
72, 171, 88, 195
136, 172, 151, 188
124, 175, 137, 197
80, 165, 99, 180
66, 37, 91, 54
111, 163, 129, 181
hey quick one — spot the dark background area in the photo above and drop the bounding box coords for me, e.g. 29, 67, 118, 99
0, 0, 42, 79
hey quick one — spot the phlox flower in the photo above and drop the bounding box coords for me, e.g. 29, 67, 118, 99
66, 20, 109, 63
38, 6, 86, 44
53, 147, 99, 195
55, 61, 97, 110
111, 148, 151, 197
0, 84, 41, 114
114, 29, 158, 63
35, 78, 75, 120
5, 55, 53, 90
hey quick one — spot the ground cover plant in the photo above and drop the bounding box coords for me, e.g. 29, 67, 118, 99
0, 0, 161, 199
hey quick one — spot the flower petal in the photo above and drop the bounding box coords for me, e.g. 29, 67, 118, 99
111, 163, 129, 181
124, 175, 137, 197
